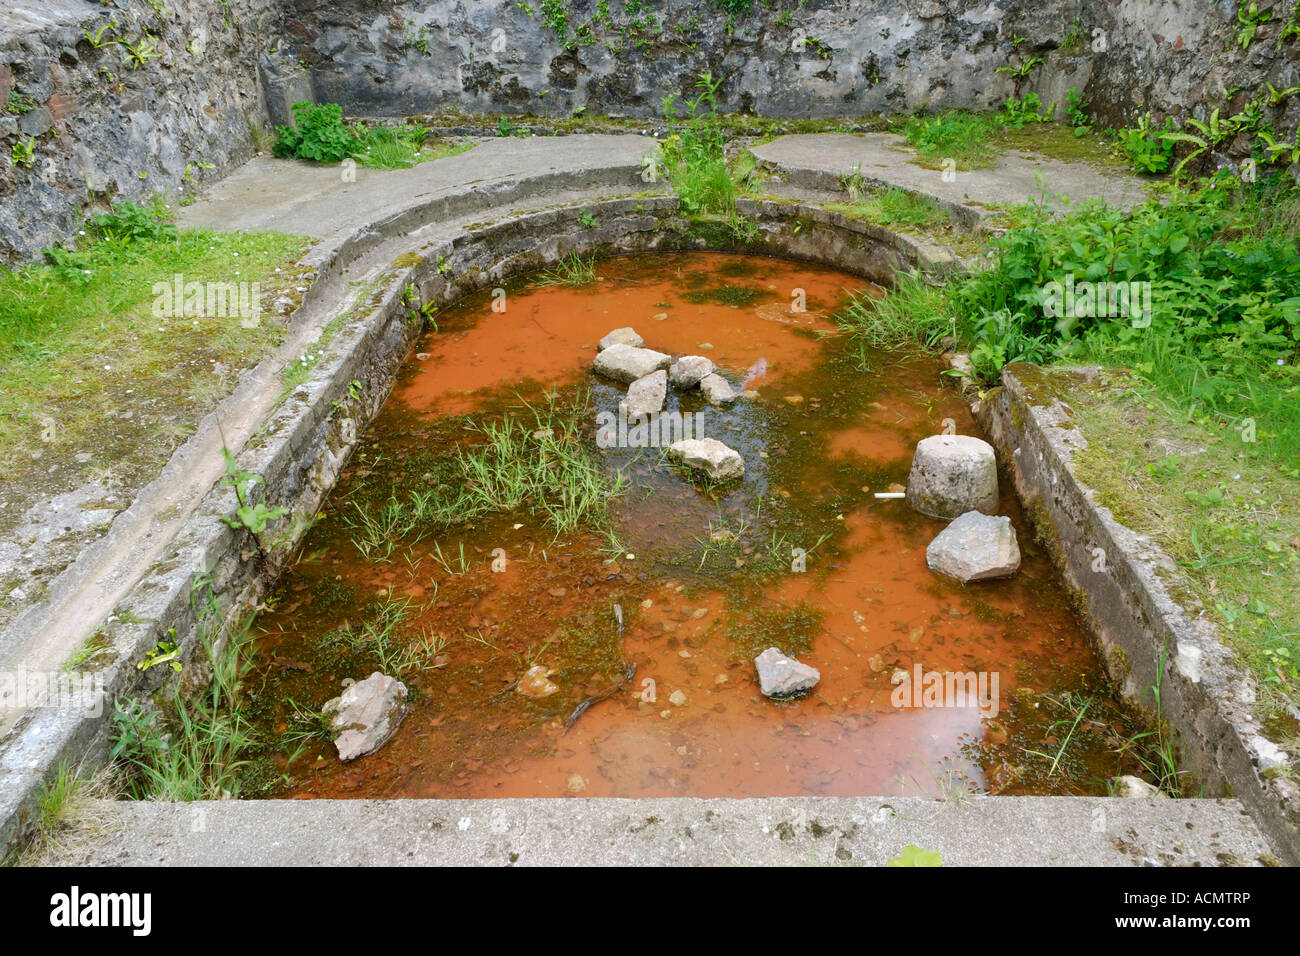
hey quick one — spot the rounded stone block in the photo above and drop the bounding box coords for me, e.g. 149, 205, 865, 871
905, 434, 998, 518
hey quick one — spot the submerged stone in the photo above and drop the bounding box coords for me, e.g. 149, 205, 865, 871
324, 672, 408, 762
593, 343, 672, 383
666, 437, 744, 481
926, 511, 1020, 582
754, 647, 820, 699
517, 664, 559, 697
905, 434, 999, 518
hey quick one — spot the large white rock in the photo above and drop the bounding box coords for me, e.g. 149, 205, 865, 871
593, 343, 672, 383
906, 434, 999, 518
618, 369, 668, 419
699, 372, 738, 405
598, 327, 643, 351
926, 511, 1020, 582
666, 437, 744, 481
754, 647, 820, 699
323, 672, 408, 762
669, 355, 715, 389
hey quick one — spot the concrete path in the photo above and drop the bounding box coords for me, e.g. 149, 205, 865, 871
750, 132, 1149, 220
179, 134, 656, 239
47, 795, 1274, 866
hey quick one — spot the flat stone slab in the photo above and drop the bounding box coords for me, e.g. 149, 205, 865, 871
751, 132, 1150, 216
179, 134, 659, 239
593, 344, 672, 384
44, 795, 1277, 866
926, 511, 1021, 583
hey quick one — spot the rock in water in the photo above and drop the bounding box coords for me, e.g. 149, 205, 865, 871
905, 434, 999, 518
1111, 775, 1167, 799
619, 369, 668, 419
323, 672, 408, 762
666, 437, 744, 481
925, 511, 1020, 582
593, 343, 672, 383
669, 355, 715, 389
598, 327, 644, 351
516, 664, 559, 698
754, 647, 820, 699
699, 372, 739, 405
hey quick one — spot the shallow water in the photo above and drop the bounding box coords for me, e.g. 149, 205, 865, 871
245, 252, 1144, 800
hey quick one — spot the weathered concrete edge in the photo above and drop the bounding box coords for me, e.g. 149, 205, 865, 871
62, 795, 1273, 867
973, 365, 1300, 864
0, 194, 927, 859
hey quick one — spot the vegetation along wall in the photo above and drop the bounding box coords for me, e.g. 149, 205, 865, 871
6, 0, 1300, 263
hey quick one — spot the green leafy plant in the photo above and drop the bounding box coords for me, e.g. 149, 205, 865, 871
10, 136, 35, 169
91, 199, 177, 242
1118, 112, 1177, 174
1002, 91, 1053, 129
138, 638, 182, 673
273, 102, 358, 163
1237, 2, 1270, 49
1065, 87, 1091, 135
888, 845, 943, 866
218, 446, 288, 560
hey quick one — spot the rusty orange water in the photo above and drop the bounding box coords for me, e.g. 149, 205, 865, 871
247, 253, 1142, 800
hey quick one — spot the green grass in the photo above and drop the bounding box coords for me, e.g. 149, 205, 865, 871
834, 270, 950, 363
345, 390, 627, 546
902, 111, 1003, 169
827, 186, 951, 231
1069, 376, 1300, 728
109, 617, 257, 801
0, 203, 309, 483
352, 128, 476, 170
535, 252, 598, 287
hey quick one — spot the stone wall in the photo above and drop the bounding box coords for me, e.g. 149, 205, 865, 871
280, 0, 1023, 119
0, 0, 279, 264
8, 0, 1300, 265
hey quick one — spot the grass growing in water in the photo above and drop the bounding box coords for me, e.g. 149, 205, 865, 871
835, 271, 950, 363
346, 390, 627, 549
535, 252, 598, 288
109, 617, 256, 801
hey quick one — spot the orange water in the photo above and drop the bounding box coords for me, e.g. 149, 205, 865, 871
247, 253, 1141, 800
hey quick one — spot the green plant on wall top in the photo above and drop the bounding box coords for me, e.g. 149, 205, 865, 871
274, 102, 357, 163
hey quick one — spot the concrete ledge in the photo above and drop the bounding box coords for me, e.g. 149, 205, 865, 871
51, 795, 1275, 867
974, 366, 1300, 864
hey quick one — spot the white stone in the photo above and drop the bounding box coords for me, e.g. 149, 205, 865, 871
666, 437, 744, 482
925, 511, 1020, 582
754, 647, 820, 698
593, 343, 672, 383
669, 355, 715, 388
699, 372, 738, 405
598, 327, 644, 350
618, 369, 668, 419
323, 672, 408, 762
906, 434, 999, 518
1112, 775, 1167, 799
